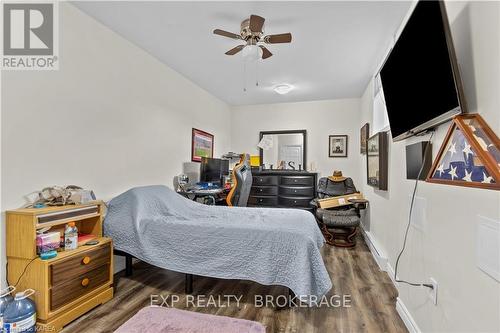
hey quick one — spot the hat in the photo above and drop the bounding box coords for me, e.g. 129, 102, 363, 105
328, 170, 347, 182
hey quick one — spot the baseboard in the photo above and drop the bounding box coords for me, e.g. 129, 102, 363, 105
360, 227, 388, 271
360, 228, 421, 333
387, 257, 423, 333
396, 297, 421, 333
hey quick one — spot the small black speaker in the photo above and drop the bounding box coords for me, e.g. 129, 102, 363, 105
406, 141, 432, 180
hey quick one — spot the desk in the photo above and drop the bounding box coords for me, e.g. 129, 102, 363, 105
178, 188, 226, 205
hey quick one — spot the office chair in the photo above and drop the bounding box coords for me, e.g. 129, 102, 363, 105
226, 154, 252, 207
311, 174, 367, 247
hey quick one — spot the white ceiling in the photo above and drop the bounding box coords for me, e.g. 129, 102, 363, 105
72, 1, 411, 106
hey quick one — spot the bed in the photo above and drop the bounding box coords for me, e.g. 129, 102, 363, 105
104, 185, 332, 301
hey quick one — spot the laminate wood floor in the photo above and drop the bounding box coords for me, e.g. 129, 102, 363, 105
64, 236, 407, 333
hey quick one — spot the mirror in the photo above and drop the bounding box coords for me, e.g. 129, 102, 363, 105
259, 130, 307, 170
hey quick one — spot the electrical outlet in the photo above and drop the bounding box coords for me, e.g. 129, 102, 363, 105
429, 278, 438, 305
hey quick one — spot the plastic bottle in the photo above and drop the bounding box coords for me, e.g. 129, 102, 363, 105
64, 222, 78, 251
0, 286, 15, 328
3, 289, 36, 333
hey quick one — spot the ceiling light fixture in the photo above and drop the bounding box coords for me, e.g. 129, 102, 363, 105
273, 84, 293, 95
242, 45, 263, 62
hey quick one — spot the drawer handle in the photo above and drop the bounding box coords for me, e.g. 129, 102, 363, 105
260, 189, 263, 192
294, 190, 297, 193
82, 256, 91, 265
294, 179, 298, 182
81, 278, 90, 287
294, 200, 297, 203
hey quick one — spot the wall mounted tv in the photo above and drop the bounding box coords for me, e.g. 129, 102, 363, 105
380, 0, 467, 142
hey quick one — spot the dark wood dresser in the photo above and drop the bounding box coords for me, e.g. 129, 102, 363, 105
248, 171, 317, 211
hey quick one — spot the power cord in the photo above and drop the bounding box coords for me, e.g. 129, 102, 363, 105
394, 130, 435, 290
6, 257, 37, 288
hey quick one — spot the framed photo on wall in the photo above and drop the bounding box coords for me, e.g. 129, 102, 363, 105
329, 135, 348, 158
367, 131, 388, 190
191, 128, 214, 162
360, 123, 369, 154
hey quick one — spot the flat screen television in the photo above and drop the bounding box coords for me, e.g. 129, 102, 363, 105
380, 0, 467, 142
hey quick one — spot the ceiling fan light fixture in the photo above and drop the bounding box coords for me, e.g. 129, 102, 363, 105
242, 45, 263, 61
274, 84, 293, 95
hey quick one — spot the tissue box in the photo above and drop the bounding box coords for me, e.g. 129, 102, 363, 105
36, 232, 60, 254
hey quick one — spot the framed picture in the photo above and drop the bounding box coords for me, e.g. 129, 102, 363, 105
191, 128, 214, 162
329, 135, 348, 158
360, 123, 369, 154
367, 131, 388, 190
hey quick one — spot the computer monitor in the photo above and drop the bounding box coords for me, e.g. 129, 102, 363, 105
200, 158, 229, 185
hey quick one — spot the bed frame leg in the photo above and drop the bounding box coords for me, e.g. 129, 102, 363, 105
125, 254, 133, 277
185, 274, 193, 294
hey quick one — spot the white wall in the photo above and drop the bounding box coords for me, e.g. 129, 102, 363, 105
0, 3, 231, 282
231, 99, 362, 181
359, 1, 500, 332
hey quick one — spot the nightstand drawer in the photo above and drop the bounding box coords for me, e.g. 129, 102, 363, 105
253, 176, 278, 186
51, 243, 111, 286
280, 176, 314, 186
279, 186, 314, 197
251, 186, 278, 196
50, 264, 110, 311
248, 196, 278, 206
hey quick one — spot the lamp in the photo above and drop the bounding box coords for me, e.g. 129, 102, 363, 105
242, 45, 263, 62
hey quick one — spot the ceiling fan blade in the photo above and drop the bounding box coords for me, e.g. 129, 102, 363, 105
213, 29, 241, 40
249, 15, 265, 32
259, 46, 273, 59
264, 33, 292, 44
225, 45, 245, 55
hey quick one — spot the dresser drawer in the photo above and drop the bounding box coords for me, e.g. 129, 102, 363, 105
51, 243, 111, 286
50, 264, 110, 311
279, 196, 312, 208
253, 176, 278, 186
280, 176, 314, 186
251, 186, 278, 196
248, 196, 278, 207
279, 186, 314, 197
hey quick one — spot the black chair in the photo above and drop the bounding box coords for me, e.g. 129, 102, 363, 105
311, 176, 367, 247
226, 154, 252, 207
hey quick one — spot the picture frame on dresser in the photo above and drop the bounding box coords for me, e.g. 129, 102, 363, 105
367, 131, 388, 190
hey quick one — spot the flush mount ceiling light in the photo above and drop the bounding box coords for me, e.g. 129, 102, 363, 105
273, 84, 293, 95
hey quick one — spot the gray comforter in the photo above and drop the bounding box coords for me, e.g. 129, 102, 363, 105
104, 185, 332, 299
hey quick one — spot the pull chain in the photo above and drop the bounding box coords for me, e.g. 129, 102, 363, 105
243, 60, 247, 92
255, 59, 259, 87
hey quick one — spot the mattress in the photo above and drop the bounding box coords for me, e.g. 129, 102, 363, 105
104, 185, 332, 301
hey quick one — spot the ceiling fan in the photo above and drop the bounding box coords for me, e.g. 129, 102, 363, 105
213, 14, 292, 60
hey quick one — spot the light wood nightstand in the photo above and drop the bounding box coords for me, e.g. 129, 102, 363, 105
6, 202, 113, 332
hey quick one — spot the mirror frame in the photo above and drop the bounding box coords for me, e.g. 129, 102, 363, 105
259, 130, 307, 169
